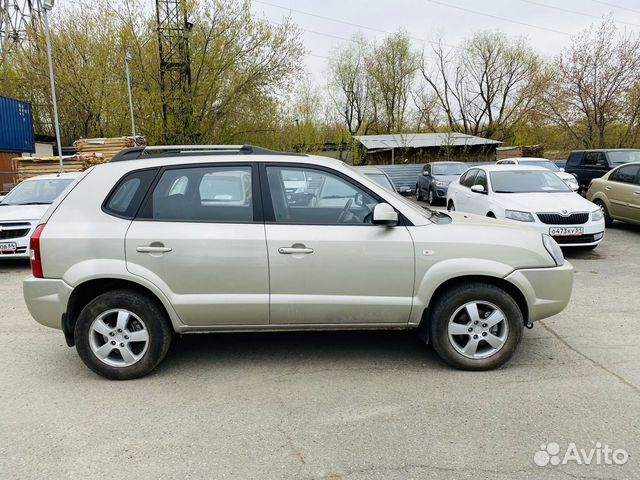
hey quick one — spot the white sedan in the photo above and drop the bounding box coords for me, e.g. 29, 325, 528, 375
446, 165, 605, 249
496, 157, 579, 191
0, 173, 79, 258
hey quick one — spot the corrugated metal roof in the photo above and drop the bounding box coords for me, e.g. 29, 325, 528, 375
353, 133, 502, 150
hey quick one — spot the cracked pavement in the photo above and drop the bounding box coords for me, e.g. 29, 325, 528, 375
1, 223, 639, 479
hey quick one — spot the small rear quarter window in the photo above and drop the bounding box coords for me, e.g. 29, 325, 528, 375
104, 169, 158, 218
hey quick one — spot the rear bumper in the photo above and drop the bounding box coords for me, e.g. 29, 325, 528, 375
23, 276, 73, 330
505, 262, 574, 322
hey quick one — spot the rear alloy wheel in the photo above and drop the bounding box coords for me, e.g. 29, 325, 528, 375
75, 290, 172, 380
447, 200, 455, 211
594, 200, 613, 228
428, 283, 523, 370
428, 188, 435, 206
416, 185, 424, 201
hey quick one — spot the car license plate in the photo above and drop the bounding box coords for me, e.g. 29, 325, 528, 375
549, 227, 583, 236
0, 242, 17, 253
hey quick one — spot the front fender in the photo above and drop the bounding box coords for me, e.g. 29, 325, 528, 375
409, 258, 516, 325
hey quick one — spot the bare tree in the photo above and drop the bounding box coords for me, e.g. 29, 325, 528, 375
543, 17, 640, 148
366, 31, 419, 133
327, 34, 372, 135
421, 32, 541, 140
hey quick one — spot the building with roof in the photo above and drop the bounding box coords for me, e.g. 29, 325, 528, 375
353, 132, 502, 165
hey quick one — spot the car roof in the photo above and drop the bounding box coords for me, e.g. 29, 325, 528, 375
428, 161, 466, 165
570, 148, 640, 153
499, 157, 553, 162
22, 172, 81, 182
473, 164, 548, 172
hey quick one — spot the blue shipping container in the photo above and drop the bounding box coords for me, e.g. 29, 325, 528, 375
0, 95, 34, 153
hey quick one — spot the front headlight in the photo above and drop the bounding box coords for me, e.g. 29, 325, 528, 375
542, 234, 565, 266
505, 210, 535, 222
592, 208, 604, 221
565, 177, 578, 184
434, 180, 447, 187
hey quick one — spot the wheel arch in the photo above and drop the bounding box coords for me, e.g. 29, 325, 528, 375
417, 274, 529, 344
64, 278, 179, 347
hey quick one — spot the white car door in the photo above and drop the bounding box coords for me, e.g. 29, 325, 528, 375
453, 168, 478, 212
467, 169, 491, 215
262, 164, 415, 325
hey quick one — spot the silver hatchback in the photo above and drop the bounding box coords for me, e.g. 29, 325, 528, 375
24, 146, 574, 379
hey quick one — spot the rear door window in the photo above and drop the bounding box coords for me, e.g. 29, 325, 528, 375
141, 165, 255, 223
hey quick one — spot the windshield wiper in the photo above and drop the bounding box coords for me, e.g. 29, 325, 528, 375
322, 195, 352, 199
14, 202, 51, 205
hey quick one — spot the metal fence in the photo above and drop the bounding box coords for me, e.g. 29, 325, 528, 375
377, 164, 425, 194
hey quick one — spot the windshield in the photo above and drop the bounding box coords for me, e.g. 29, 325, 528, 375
432, 164, 467, 175
490, 170, 572, 193
608, 150, 640, 165
519, 160, 559, 172
0, 178, 75, 206
364, 173, 395, 192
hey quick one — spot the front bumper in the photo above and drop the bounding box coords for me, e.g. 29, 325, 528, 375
512, 219, 605, 247
505, 262, 574, 323
23, 276, 74, 330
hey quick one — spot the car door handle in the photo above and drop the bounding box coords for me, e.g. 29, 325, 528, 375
634, 191, 640, 196
136, 245, 172, 253
605, 186, 612, 190
278, 247, 314, 254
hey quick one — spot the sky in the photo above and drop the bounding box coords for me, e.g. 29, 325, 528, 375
249, 0, 640, 80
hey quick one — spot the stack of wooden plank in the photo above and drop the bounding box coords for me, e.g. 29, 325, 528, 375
16, 155, 86, 179
75, 136, 146, 165
15, 136, 146, 179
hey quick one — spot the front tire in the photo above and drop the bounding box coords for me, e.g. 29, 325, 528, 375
428, 188, 435, 206
74, 290, 172, 380
416, 184, 424, 201
428, 283, 524, 370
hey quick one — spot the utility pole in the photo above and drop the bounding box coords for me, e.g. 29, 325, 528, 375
42, 0, 63, 172
124, 51, 137, 145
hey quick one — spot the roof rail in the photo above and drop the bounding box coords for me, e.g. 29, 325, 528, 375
110, 144, 306, 162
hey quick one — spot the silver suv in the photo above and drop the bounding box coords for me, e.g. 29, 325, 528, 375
23, 146, 574, 379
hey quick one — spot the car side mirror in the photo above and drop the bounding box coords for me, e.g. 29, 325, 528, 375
372, 203, 398, 227
560, 167, 565, 172
470, 184, 486, 194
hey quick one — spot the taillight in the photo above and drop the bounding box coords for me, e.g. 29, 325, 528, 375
30, 224, 46, 278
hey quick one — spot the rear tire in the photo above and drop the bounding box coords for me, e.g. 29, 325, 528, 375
594, 200, 613, 228
416, 184, 424, 201
428, 283, 524, 370
75, 289, 172, 380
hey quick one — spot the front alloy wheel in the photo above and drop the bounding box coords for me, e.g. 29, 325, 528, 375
427, 282, 523, 370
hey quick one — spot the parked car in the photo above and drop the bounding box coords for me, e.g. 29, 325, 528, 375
446, 165, 605, 249
496, 157, 579, 191
0, 173, 79, 258
416, 161, 468, 205
23, 146, 574, 379
586, 162, 640, 227
356, 166, 397, 193
565, 149, 640, 192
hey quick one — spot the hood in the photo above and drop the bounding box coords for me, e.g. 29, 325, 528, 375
432, 174, 460, 185
556, 172, 577, 182
492, 192, 595, 213
0, 204, 49, 222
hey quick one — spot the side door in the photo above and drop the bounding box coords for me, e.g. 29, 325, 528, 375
582, 152, 609, 188
467, 169, 490, 215
125, 163, 269, 326
607, 165, 640, 220
261, 163, 415, 325
455, 168, 478, 212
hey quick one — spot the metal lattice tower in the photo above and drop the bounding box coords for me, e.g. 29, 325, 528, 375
155, 0, 192, 143
0, 0, 42, 54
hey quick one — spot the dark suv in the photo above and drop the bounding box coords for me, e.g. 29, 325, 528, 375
416, 161, 468, 205
565, 149, 640, 192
